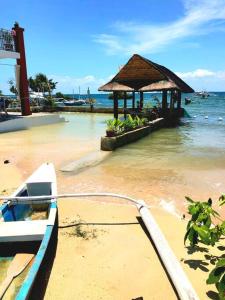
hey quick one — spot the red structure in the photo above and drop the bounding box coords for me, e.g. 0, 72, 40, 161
13, 22, 31, 116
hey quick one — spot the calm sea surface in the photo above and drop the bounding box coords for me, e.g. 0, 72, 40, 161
1, 92, 225, 213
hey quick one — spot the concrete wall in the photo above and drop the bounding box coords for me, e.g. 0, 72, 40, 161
0, 114, 65, 133
101, 118, 165, 151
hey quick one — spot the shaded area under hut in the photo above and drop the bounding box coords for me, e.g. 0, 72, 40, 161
98, 54, 194, 122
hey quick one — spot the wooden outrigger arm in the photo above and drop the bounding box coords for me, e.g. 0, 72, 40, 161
0, 192, 199, 300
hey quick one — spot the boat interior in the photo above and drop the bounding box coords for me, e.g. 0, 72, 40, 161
0, 181, 55, 299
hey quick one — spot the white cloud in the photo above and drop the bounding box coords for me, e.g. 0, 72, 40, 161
94, 0, 225, 55
49, 74, 114, 94
51, 69, 225, 93
176, 68, 225, 91
176, 69, 216, 78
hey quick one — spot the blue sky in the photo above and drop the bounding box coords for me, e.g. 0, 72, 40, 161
1, 0, 225, 93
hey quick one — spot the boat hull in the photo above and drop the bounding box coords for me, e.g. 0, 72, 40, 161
0, 163, 58, 300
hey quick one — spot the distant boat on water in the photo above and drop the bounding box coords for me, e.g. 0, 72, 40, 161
194, 91, 209, 99
185, 97, 192, 105
64, 99, 86, 106
54, 98, 86, 107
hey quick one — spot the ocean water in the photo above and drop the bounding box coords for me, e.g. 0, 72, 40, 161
1, 92, 225, 214
79, 92, 225, 212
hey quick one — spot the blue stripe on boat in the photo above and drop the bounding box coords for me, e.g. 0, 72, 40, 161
15, 228, 52, 299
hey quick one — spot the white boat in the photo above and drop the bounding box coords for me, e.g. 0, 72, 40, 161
64, 99, 86, 106
194, 91, 209, 98
0, 163, 58, 299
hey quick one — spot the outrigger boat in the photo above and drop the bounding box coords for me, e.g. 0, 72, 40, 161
0, 163, 57, 300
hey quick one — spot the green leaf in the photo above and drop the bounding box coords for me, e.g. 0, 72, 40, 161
185, 196, 194, 203
193, 225, 211, 244
188, 227, 198, 246
207, 267, 225, 284
205, 216, 212, 227
216, 259, 225, 268
189, 205, 199, 216
217, 274, 225, 297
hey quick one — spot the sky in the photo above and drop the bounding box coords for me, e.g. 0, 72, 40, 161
1, 0, 225, 94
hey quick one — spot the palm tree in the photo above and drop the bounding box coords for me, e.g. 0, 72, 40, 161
29, 73, 57, 97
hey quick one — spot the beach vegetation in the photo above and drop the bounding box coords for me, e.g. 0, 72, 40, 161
106, 115, 149, 137
43, 96, 56, 110
54, 92, 65, 99
8, 79, 18, 95
106, 118, 123, 136
88, 98, 96, 112
184, 195, 225, 299
108, 92, 133, 100
29, 73, 57, 98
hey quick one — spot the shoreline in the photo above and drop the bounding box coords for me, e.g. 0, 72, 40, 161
0, 110, 225, 299
0, 164, 221, 299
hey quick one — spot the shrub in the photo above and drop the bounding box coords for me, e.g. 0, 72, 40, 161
106, 118, 123, 136
122, 115, 136, 131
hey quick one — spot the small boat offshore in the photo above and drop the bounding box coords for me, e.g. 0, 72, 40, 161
0, 163, 58, 300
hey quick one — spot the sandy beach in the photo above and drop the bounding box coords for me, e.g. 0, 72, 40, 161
0, 114, 224, 299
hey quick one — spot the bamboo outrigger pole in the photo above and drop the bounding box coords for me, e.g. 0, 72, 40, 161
0, 193, 199, 300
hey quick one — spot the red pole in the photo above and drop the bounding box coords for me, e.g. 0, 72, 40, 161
13, 22, 31, 116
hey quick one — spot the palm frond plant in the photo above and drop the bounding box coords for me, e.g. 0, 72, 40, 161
123, 115, 136, 132
184, 195, 225, 299
106, 118, 123, 137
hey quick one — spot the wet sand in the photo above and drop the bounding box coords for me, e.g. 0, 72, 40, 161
0, 113, 224, 299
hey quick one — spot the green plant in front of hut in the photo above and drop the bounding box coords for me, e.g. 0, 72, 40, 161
122, 114, 136, 132
133, 116, 149, 128
106, 118, 123, 137
105, 115, 149, 136
184, 195, 225, 299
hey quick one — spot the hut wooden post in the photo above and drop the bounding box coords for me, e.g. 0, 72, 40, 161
177, 90, 181, 109
140, 92, 144, 109
113, 92, 118, 119
124, 92, 127, 119
132, 92, 135, 110
169, 91, 174, 112
162, 90, 167, 111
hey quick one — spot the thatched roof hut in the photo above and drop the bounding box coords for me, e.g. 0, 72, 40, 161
99, 54, 194, 93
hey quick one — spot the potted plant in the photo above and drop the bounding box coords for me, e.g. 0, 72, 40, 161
106, 118, 123, 137
123, 115, 136, 132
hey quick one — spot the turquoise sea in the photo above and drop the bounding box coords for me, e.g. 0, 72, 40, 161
1, 92, 225, 214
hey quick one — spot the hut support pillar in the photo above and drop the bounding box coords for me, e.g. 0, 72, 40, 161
113, 92, 118, 119
140, 92, 144, 109
124, 92, 127, 119
177, 91, 181, 109
170, 91, 174, 112
162, 91, 167, 111
132, 92, 135, 110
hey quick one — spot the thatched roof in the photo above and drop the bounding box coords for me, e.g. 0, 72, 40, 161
98, 54, 194, 93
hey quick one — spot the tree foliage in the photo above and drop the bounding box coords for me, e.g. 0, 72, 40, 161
184, 195, 225, 298
8, 79, 18, 95
108, 92, 133, 100
29, 73, 57, 97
